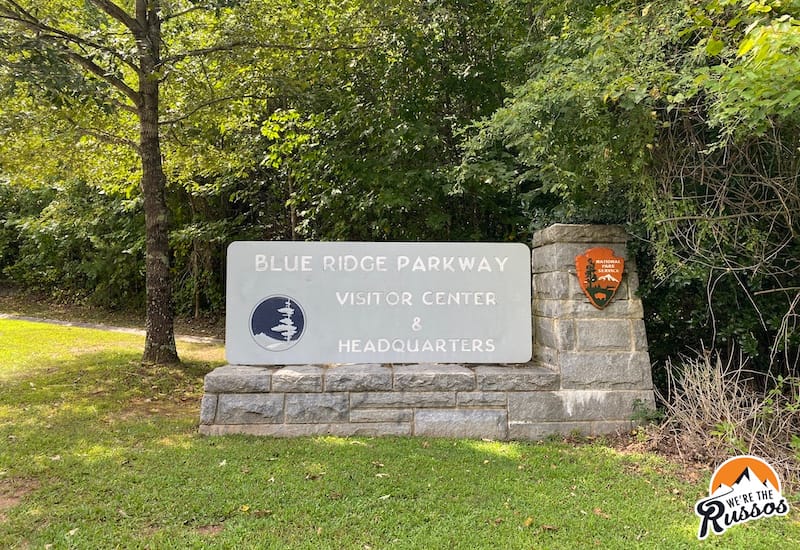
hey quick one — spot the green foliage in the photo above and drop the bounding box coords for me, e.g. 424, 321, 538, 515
462, 0, 800, 374
631, 398, 665, 425
0, 180, 145, 308
288, 0, 534, 241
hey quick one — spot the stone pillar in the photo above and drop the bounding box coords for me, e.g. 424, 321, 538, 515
516, 224, 655, 438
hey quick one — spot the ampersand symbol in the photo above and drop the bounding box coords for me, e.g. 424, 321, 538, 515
411, 317, 422, 331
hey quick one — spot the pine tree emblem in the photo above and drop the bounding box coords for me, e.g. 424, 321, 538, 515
271, 299, 298, 341
251, 296, 306, 351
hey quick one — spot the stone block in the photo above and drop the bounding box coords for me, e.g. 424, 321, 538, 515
199, 422, 412, 437
350, 408, 414, 423
532, 346, 559, 369
575, 319, 632, 351
532, 243, 630, 275
216, 394, 284, 424
393, 364, 475, 391
558, 320, 576, 350
199, 394, 218, 425
508, 390, 655, 423
626, 269, 640, 295
456, 392, 508, 407
557, 390, 650, 421
633, 321, 649, 352
532, 224, 629, 248
532, 272, 580, 301
507, 392, 563, 422
559, 351, 651, 389
415, 409, 508, 440
285, 393, 349, 423
204, 365, 274, 393
533, 297, 643, 319
350, 392, 456, 409
343, 422, 413, 437
324, 364, 392, 391
533, 317, 559, 349
272, 365, 323, 392
474, 365, 559, 391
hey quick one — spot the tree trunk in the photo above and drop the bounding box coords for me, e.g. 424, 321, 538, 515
137, 1, 179, 364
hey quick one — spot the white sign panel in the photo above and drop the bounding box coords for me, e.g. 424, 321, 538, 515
225, 242, 532, 364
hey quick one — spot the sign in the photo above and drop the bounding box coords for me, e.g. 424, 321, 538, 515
575, 247, 624, 309
225, 241, 532, 365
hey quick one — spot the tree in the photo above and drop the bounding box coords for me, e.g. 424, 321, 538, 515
0, 0, 181, 363
0, 0, 393, 363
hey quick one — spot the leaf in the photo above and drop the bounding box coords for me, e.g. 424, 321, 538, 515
737, 37, 756, 57
523, 517, 534, 527
593, 507, 611, 519
706, 38, 724, 57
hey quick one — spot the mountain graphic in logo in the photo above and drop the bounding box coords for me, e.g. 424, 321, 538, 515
696, 455, 789, 539
250, 296, 306, 351
710, 466, 780, 498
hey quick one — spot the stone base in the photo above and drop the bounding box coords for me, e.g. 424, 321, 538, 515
199, 363, 654, 440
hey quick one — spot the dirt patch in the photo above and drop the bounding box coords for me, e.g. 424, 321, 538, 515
196, 524, 224, 536
561, 429, 712, 487
108, 397, 198, 422
0, 477, 40, 521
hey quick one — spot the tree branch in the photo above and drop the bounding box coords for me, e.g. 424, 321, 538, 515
88, 0, 141, 34
163, 40, 370, 65
61, 48, 140, 106
160, 94, 277, 125
0, 4, 142, 75
162, 5, 204, 22
65, 116, 139, 151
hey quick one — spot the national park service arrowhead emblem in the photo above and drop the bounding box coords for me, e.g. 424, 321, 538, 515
575, 248, 624, 309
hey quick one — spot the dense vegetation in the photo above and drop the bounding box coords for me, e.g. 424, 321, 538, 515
1, 0, 799, 378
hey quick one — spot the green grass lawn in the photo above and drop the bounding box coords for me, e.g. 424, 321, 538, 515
1, 319, 798, 548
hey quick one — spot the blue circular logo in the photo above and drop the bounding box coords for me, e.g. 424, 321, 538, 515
250, 296, 306, 351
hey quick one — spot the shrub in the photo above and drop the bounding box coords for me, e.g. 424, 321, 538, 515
651, 352, 800, 493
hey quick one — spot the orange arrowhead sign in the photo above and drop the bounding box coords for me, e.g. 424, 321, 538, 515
575, 247, 624, 309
